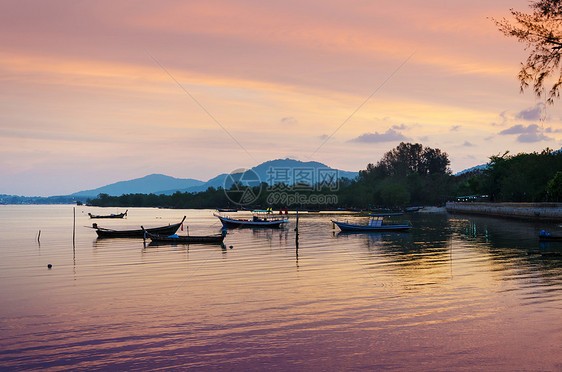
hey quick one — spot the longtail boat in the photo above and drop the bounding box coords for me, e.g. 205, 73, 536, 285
143, 229, 226, 244
88, 210, 128, 219
332, 215, 411, 232
214, 211, 288, 228
93, 216, 186, 238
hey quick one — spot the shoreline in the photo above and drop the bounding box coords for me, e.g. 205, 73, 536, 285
445, 202, 562, 221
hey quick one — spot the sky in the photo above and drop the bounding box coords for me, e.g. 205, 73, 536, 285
2, 0, 562, 196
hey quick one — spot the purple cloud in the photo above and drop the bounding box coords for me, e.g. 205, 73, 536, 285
499, 124, 553, 143
281, 116, 298, 125
350, 128, 407, 143
515, 103, 544, 121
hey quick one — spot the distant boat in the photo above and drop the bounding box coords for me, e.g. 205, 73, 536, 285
88, 210, 128, 219
332, 215, 411, 232
539, 230, 562, 242
217, 208, 238, 213
404, 206, 423, 213
144, 229, 226, 244
214, 211, 288, 228
367, 212, 403, 216
93, 216, 186, 238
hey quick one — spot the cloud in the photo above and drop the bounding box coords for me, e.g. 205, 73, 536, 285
491, 111, 508, 127
281, 116, 298, 125
499, 124, 553, 143
515, 103, 544, 121
499, 124, 531, 135
450, 125, 461, 131
462, 141, 474, 146
350, 128, 407, 143
392, 123, 407, 130
517, 132, 552, 143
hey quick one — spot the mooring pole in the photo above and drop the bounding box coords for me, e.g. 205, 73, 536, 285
73, 207, 76, 244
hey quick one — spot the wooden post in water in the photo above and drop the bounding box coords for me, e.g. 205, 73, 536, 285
73, 207, 76, 244
295, 210, 299, 261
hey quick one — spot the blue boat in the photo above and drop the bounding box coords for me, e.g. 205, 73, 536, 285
332, 215, 411, 232
144, 229, 226, 244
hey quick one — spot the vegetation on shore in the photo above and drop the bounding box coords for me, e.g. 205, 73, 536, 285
457, 148, 562, 202
87, 143, 562, 210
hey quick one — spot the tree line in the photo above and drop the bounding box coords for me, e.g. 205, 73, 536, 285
87, 143, 562, 209
457, 148, 562, 202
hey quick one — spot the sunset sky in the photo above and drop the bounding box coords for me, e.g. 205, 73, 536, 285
2, 0, 562, 196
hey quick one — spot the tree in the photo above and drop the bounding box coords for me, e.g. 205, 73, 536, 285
370, 142, 451, 178
546, 171, 562, 200
494, 0, 562, 103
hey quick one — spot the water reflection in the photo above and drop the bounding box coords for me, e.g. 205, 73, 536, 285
1, 206, 561, 370
447, 213, 562, 306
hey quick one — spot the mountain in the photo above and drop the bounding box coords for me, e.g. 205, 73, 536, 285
455, 164, 488, 176
71, 174, 205, 198
157, 158, 358, 194
0, 194, 77, 205
70, 159, 359, 197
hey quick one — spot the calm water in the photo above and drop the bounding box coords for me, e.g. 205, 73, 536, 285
0, 205, 561, 371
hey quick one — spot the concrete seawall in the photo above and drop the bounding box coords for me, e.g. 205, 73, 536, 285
445, 202, 562, 221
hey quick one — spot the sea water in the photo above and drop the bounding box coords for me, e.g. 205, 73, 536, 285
0, 205, 560, 370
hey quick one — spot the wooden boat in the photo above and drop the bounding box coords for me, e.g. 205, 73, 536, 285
93, 216, 186, 238
332, 215, 411, 232
88, 210, 128, 219
144, 229, 226, 244
214, 212, 288, 228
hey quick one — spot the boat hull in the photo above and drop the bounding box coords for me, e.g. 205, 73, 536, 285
95, 217, 185, 238
539, 235, 562, 242
215, 215, 288, 228
146, 232, 225, 244
89, 210, 127, 219
332, 220, 411, 232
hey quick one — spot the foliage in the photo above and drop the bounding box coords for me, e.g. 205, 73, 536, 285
494, 0, 562, 103
88, 144, 562, 210
455, 148, 562, 202
364, 142, 451, 178
357, 142, 453, 207
546, 170, 562, 200
88, 142, 455, 210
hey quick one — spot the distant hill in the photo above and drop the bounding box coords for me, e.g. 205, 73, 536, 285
69, 159, 359, 197
0, 194, 77, 205
455, 164, 488, 176
71, 174, 205, 198
157, 158, 358, 194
